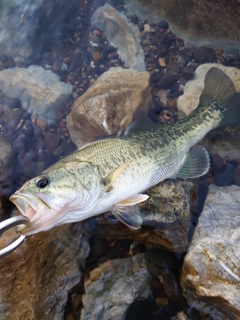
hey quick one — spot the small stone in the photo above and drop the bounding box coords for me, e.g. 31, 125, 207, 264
194, 46, 215, 64
35, 118, 47, 131
158, 20, 169, 30
42, 131, 60, 154
155, 297, 168, 307
141, 38, 150, 46
167, 97, 177, 109
150, 71, 163, 84
181, 66, 195, 81
91, 51, 102, 60
158, 57, 166, 67
156, 89, 168, 107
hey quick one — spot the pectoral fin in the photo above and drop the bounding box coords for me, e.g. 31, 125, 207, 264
111, 194, 149, 230
170, 145, 210, 179
103, 159, 131, 192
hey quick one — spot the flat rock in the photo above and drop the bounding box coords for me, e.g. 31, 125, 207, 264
84, 180, 194, 253
177, 64, 240, 118
67, 67, 152, 148
80, 254, 151, 320
181, 184, 240, 320
0, 223, 89, 319
91, 4, 145, 71
0, 65, 73, 122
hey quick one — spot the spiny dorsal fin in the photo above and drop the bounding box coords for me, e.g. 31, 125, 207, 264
103, 159, 131, 192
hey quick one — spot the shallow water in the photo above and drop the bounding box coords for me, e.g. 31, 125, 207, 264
0, 0, 239, 319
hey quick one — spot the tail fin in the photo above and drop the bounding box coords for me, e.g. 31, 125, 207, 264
199, 67, 240, 126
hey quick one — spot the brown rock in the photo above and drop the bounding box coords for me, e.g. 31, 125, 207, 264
67, 67, 152, 148
84, 180, 193, 253
91, 51, 102, 60
0, 223, 89, 319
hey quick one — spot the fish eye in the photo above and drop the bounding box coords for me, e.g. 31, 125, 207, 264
35, 176, 50, 188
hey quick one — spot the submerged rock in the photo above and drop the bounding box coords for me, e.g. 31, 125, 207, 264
125, 0, 240, 50
67, 67, 152, 148
181, 184, 240, 320
84, 180, 193, 253
202, 125, 240, 162
0, 65, 73, 122
91, 3, 145, 71
80, 254, 150, 320
0, 223, 89, 319
177, 64, 240, 118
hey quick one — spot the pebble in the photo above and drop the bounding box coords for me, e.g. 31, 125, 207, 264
150, 71, 163, 83
42, 131, 60, 154
158, 57, 166, 67
181, 66, 195, 80
155, 72, 175, 89
91, 51, 102, 60
194, 46, 215, 63
156, 89, 168, 107
35, 118, 47, 131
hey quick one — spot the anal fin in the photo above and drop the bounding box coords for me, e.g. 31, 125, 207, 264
111, 194, 148, 230
170, 145, 210, 179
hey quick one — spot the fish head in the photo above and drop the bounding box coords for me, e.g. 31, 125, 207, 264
10, 161, 102, 235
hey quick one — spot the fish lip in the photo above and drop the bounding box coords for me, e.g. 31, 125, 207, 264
10, 192, 37, 217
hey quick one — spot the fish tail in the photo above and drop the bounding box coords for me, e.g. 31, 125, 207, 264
199, 67, 240, 126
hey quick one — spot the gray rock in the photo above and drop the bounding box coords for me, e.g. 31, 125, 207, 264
181, 184, 240, 320
80, 254, 151, 320
91, 4, 145, 71
84, 180, 194, 253
0, 65, 73, 122
67, 67, 152, 148
0, 223, 89, 319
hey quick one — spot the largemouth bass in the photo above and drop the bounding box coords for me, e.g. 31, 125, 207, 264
10, 67, 240, 235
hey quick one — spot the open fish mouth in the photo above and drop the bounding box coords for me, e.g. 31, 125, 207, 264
9, 192, 56, 235
10, 193, 50, 220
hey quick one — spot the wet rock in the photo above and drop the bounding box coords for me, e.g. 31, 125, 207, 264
80, 254, 151, 320
202, 125, 240, 161
181, 184, 240, 320
177, 64, 240, 118
180, 66, 195, 81
0, 223, 89, 319
0, 65, 73, 122
92, 4, 145, 71
193, 46, 215, 64
84, 180, 194, 253
171, 311, 189, 320
67, 67, 152, 148
125, 0, 240, 50
156, 64, 180, 89
42, 131, 60, 154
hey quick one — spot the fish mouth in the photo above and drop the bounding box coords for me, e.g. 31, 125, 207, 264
9, 192, 58, 236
